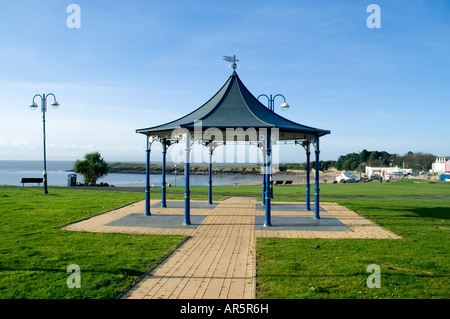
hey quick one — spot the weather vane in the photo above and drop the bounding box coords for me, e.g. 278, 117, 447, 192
223, 55, 239, 70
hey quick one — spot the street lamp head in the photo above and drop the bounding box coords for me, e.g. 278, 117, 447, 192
29, 102, 39, 110
280, 102, 290, 111
51, 100, 60, 109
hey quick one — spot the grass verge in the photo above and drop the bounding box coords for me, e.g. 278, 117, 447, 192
1, 180, 448, 299
255, 181, 450, 299
0, 187, 185, 299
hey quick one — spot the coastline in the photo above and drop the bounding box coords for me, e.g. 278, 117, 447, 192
107, 162, 263, 175
0, 160, 343, 187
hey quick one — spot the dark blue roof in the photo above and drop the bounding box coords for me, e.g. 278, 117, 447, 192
136, 71, 330, 140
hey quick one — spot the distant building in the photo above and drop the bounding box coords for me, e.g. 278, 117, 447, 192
431, 157, 450, 174
336, 171, 357, 182
365, 166, 412, 178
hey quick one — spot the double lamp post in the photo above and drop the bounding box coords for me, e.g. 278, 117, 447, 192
29, 93, 60, 194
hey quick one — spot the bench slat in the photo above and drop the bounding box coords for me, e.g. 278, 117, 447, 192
21, 178, 44, 183
21, 178, 44, 187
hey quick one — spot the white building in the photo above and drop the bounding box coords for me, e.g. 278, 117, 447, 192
336, 171, 358, 182
365, 166, 412, 178
431, 157, 450, 174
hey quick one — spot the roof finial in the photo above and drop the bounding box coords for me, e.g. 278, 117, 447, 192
223, 55, 239, 70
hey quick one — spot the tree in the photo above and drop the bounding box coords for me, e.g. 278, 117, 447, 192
360, 149, 370, 163
368, 151, 380, 166
399, 151, 436, 172
73, 152, 109, 185
310, 160, 336, 172
335, 152, 359, 171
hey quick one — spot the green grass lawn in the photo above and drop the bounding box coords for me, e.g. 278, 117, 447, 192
164, 179, 450, 299
162, 178, 450, 201
254, 180, 450, 299
256, 197, 449, 299
1, 180, 449, 299
0, 187, 185, 299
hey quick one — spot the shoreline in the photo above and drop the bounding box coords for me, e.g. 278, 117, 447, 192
107, 163, 263, 175
0, 160, 346, 187
107, 163, 343, 182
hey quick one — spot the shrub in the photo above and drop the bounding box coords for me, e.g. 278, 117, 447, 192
73, 152, 109, 185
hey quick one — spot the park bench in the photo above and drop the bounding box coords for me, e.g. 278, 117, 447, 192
20, 178, 44, 187
274, 180, 284, 185
284, 180, 293, 185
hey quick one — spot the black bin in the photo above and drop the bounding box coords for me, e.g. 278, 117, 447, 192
68, 174, 77, 187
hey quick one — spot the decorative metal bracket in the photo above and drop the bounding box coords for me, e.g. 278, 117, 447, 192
159, 137, 179, 150
311, 136, 320, 153
295, 138, 312, 152
147, 135, 158, 150
199, 139, 223, 153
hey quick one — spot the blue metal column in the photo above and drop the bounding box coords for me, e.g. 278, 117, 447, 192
305, 142, 311, 211
314, 137, 321, 219
264, 131, 272, 226
161, 138, 167, 208
184, 133, 191, 225
41, 95, 48, 194
261, 149, 266, 205
208, 148, 213, 205
145, 137, 151, 216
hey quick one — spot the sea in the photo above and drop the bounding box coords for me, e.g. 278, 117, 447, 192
0, 161, 261, 187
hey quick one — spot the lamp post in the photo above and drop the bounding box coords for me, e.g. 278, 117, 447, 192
29, 93, 60, 194
257, 93, 289, 206
257, 93, 289, 112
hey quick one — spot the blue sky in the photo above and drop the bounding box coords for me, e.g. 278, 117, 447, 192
0, 0, 449, 163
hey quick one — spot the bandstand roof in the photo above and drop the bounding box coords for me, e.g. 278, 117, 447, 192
136, 71, 330, 141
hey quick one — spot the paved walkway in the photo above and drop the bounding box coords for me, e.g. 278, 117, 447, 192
62, 197, 400, 299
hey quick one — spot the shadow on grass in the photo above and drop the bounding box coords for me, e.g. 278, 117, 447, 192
0, 267, 143, 277
409, 207, 450, 220
357, 206, 450, 220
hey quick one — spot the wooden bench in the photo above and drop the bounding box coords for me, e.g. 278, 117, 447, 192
20, 178, 44, 187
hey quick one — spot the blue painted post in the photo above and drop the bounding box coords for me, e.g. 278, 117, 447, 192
41, 95, 48, 194
145, 139, 151, 216
264, 131, 272, 226
161, 138, 167, 208
208, 148, 213, 205
184, 133, 191, 225
305, 142, 311, 211
314, 137, 320, 219
261, 151, 265, 205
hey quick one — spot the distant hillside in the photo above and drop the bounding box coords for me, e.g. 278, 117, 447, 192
108, 162, 263, 175
108, 149, 437, 175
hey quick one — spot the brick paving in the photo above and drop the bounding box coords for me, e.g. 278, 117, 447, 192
62, 197, 400, 299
